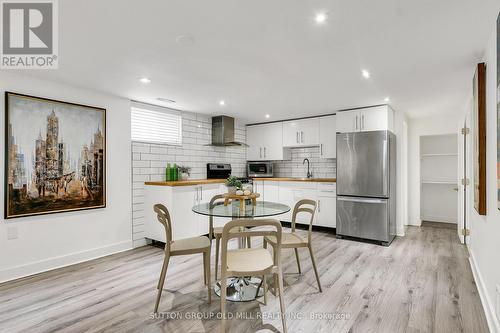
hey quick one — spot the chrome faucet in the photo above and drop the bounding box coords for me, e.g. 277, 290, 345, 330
303, 158, 313, 178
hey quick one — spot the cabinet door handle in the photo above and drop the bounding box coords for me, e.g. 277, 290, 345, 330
320, 143, 323, 156
200, 187, 203, 201
296, 131, 299, 143
318, 200, 321, 212
264, 147, 266, 158
362, 115, 365, 130
355, 116, 358, 130
260, 147, 262, 158
301, 131, 304, 143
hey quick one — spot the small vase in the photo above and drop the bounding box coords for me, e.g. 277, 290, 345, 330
180, 173, 189, 181
227, 186, 237, 194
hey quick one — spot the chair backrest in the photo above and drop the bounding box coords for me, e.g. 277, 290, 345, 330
291, 199, 317, 242
220, 219, 283, 273
154, 204, 173, 252
208, 194, 225, 238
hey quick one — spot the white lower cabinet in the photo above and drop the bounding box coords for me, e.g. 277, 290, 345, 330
274, 181, 336, 228
144, 183, 226, 242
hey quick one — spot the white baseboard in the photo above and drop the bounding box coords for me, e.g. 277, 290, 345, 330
469, 249, 500, 333
0, 240, 133, 284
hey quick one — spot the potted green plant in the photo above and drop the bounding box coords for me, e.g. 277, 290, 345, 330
178, 166, 191, 181
225, 175, 242, 194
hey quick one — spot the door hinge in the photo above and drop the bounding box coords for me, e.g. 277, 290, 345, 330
461, 178, 470, 186
461, 127, 470, 135
461, 228, 470, 236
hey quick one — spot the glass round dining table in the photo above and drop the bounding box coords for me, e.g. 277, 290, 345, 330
192, 200, 290, 302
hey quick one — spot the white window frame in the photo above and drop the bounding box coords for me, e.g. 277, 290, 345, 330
131, 101, 182, 146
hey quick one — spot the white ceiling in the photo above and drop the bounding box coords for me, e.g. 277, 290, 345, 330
21, 0, 500, 123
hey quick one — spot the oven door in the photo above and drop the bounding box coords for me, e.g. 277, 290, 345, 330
247, 162, 273, 177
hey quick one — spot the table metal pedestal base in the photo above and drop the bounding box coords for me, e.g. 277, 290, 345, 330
214, 277, 263, 302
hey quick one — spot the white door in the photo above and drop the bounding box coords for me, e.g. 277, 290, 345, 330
171, 186, 200, 240
246, 125, 265, 161
319, 115, 336, 158
360, 106, 390, 132
336, 110, 359, 133
198, 184, 223, 235
263, 122, 285, 160
317, 195, 336, 228
278, 183, 295, 222
298, 118, 320, 146
282, 120, 301, 147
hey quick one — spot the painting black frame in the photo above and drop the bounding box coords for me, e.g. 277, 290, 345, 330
4, 91, 107, 219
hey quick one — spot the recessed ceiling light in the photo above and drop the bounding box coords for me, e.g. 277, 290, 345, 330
361, 70, 370, 79
139, 77, 151, 84
157, 97, 176, 103
219, 100, 225, 106
384, 97, 390, 102
315, 13, 327, 24
265, 114, 270, 119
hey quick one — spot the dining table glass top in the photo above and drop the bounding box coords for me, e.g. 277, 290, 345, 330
192, 200, 290, 218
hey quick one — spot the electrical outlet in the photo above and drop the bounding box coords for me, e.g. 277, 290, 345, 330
7, 226, 18, 240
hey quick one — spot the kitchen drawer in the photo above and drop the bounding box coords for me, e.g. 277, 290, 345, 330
317, 182, 336, 195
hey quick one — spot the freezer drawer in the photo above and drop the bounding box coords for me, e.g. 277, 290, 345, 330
336, 196, 391, 242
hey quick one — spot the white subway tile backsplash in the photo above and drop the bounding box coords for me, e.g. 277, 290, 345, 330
274, 146, 336, 178
131, 111, 247, 247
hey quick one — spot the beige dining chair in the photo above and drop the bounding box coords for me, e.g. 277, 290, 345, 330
153, 204, 211, 313
263, 199, 322, 292
219, 219, 287, 333
208, 194, 251, 280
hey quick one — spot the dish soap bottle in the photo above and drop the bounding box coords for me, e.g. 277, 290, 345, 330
166, 163, 171, 181
173, 163, 178, 181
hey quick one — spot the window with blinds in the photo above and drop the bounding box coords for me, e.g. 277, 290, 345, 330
131, 103, 182, 145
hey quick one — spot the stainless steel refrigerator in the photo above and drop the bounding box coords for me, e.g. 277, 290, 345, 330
336, 131, 396, 245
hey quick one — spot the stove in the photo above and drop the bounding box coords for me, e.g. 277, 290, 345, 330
206, 163, 252, 184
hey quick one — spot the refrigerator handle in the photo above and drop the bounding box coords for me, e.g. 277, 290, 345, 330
383, 140, 388, 195
337, 197, 386, 204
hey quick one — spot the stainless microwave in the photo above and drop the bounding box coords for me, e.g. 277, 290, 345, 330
247, 161, 273, 178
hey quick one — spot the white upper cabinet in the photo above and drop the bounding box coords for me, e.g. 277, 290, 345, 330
282, 118, 320, 147
247, 122, 289, 161
336, 110, 359, 133
336, 105, 394, 133
319, 115, 336, 159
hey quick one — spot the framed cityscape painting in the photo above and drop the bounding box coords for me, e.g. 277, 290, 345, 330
473, 63, 486, 215
4, 92, 106, 219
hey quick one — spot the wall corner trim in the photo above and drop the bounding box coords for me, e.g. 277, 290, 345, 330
469, 249, 500, 333
0, 240, 133, 284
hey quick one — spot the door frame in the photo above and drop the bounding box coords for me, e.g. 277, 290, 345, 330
458, 108, 472, 244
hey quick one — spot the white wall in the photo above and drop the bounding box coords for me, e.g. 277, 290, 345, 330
466, 23, 500, 333
131, 113, 247, 247
0, 72, 132, 283
407, 113, 460, 226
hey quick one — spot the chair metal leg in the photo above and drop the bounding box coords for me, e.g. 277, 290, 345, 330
205, 251, 211, 303
154, 254, 169, 313
277, 267, 287, 333
246, 237, 251, 248
294, 248, 302, 274
220, 271, 227, 333
215, 236, 220, 280
263, 239, 267, 249
308, 244, 322, 292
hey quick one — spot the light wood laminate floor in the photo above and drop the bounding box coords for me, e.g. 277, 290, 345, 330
0, 225, 489, 333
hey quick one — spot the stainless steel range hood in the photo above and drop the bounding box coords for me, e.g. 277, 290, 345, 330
209, 115, 248, 147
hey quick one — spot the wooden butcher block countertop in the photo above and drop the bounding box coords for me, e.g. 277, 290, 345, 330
145, 179, 226, 187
